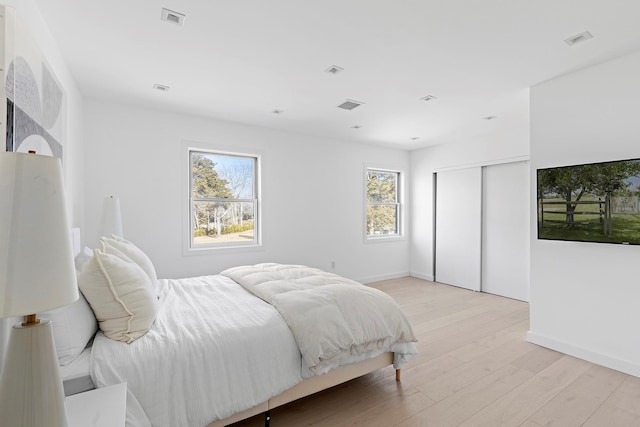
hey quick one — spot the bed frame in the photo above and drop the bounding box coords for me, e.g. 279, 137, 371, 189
207, 352, 398, 427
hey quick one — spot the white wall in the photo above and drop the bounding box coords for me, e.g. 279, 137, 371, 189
84, 100, 410, 283
528, 50, 640, 377
410, 121, 530, 280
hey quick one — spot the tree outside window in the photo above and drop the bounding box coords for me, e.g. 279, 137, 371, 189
366, 169, 401, 238
190, 150, 258, 248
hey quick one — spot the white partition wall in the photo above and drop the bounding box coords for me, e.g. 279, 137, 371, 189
529, 50, 640, 377
435, 167, 482, 291
482, 161, 530, 301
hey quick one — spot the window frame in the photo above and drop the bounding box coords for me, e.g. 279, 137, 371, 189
364, 166, 405, 242
183, 142, 262, 254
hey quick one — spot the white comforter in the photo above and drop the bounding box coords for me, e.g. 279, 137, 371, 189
221, 263, 417, 375
90, 275, 302, 427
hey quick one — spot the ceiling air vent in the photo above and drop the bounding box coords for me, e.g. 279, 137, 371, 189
337, 99, 364, 111
153, 83, 170, 92
161, 8, 186, 26
565, 31, 593, 46
325, 65, 344, 75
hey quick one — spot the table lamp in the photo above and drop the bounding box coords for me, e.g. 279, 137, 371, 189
0, 151, 79, 427
99, 195, 123, 238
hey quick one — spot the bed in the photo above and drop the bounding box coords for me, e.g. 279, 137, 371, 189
53, 237, 417, 427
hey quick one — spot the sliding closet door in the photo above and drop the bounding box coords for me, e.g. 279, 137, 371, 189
435, 167, 482, 291
482, 161, 530, 301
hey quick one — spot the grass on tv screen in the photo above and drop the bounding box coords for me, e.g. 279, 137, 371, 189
537, 158, 640, 245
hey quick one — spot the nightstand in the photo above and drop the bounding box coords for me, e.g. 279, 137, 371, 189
65, 382, 127, 427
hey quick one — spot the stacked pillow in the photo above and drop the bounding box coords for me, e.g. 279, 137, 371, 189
78, 236, 159, 344
100, 236, 158, 290
43, 247, 98, 366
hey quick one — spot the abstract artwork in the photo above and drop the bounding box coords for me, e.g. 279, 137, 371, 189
1, 6, 65, 159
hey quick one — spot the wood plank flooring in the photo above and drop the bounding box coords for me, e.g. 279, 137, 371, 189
231, 277, 640, 426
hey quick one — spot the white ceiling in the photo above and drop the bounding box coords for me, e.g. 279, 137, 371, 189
33, 0, 640, 150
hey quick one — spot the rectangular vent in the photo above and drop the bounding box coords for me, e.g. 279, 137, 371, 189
337, 99, 364, 110
161, 8, 186, 26
565, 31, 593, 46
153, 83, 170, 92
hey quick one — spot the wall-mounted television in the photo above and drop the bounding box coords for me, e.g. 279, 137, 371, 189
537, 158, 640, 245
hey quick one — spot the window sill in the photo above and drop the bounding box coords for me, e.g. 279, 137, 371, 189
182, 243, 264, 256
364, 235, 406, 244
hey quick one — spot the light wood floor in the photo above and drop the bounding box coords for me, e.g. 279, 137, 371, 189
232, 277, 640, 426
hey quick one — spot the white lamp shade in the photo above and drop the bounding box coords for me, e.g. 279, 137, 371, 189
0, 152, 78, 317
100, 195, 123, 238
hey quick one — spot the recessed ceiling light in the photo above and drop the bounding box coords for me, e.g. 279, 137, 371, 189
351, 125, 362, 129
153, 83, 170, 92
272, 109, 284, 114
325, 65, 344, 75
337, 100, 364, 111
161, 8, 186, 26
565, 31, 593, 46
420, 95, 437, 102
483, 115, 498, 120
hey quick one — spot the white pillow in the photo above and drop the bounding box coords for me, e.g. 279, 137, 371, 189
100, 236, 158, 288
42, 292, 98, 366
100, 240, 157, 300
78, 249, 158, 343
41, 247, 99, 366
74, 246, 94, 272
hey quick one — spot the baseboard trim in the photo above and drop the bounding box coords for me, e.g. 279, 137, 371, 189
357, 271, 410, 284
409, 271, 434, 282
527, 331, 640, 378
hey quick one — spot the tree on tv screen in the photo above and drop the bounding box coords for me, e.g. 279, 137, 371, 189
538, 160, 640, 226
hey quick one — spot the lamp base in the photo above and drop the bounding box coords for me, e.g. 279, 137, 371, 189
0, 320, 68, 427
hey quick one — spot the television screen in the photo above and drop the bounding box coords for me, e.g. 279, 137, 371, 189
537, 158, 640, 245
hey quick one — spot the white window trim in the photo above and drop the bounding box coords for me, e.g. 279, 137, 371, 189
181, 140, 263, 256
363, 164, 406, 243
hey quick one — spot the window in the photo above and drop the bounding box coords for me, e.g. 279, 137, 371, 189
366, 168, 402, 239
189, 149, 259, 249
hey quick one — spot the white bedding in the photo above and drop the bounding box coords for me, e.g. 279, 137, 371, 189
221, 263, 417, 375
60, 346, 95, 396
90, 275, 303, 427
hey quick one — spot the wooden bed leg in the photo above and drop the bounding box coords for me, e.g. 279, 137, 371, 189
396, 369, 401, 382
265, 410, 271, 427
